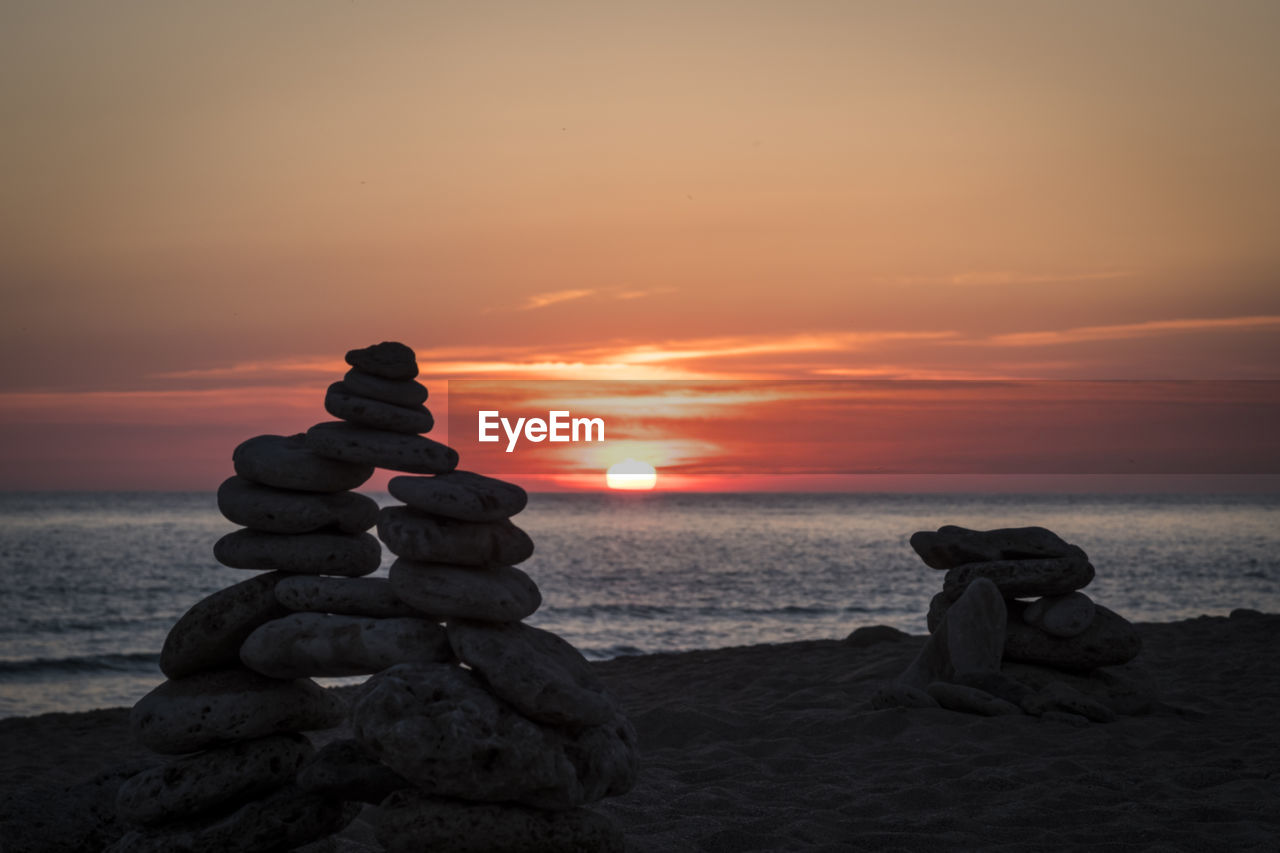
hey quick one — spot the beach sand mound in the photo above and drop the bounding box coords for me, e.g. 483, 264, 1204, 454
3, 611, 1278, 852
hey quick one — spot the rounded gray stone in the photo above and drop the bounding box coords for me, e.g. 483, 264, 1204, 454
345, 341, 418, 379
898, 577, 1007, 689
343, 368, 428, 407
324, 382, 435, 434
275, 575, 419, 618
447, 620, 616, 727
160, 571, 289, 679
388, 471, 528, 522
1003, 602, 1142, 670
104, 785, 358, 853
213, 529, 381, 576
1023, 591, 1096, 638
925, 682, 1024, 716
130, 668, 346, 754
942, 547, 1095, 601
389, 559, 541, 622
297, 739, 412, 804
353, 663, 637, 809
306, 421, 458, 474
375, 790, 625, 853
115, 734, 312, 826
910, 525, 1076, 569
232, 434, 374, 493
378, 507, 533, 566
216, 476, 378, 534
240, 613, 452, 679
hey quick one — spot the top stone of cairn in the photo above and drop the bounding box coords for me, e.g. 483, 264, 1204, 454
345, 341, 418, 380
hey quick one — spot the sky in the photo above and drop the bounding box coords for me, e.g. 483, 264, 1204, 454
1, 1, 1278, 490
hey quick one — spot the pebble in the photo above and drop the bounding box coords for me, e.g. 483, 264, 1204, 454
378, 507, 534, 566
869, 683, 938, 710
216, 476, 377, 534
926, 682, 1024, 716
388, 471, 527, 522
909, 525, 1076, 569
160, 571, 289, 679
447, 620, 616, 727
343, 368, 428, 407
1023, 591, 1097, 638
115, 734, 312, 826
1002, 660, 1157, 716
1003, 602, 1142, 670
345, 341, 419, 379
296, 739, 412, 805
942, 547, 1095, 601
240, 613, 451, 679
305, 421, 457, 474
232, 434, 373, 493
105, 785, 358, 853
213, 529, 381, 576
324, 382, 435, 434
843, 625, 911, 648
353, 663, 637, 809
1020, 681, 1118, 723
375, 789, 625, 853
274, 575, 419, 618
130, 668, 346, 754
389, 559, 542, 622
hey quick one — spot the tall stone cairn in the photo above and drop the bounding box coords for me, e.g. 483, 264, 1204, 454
111, 342, 636, 853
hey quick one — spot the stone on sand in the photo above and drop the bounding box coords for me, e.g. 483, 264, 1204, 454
239, 613, 451, 679
909, 525, 1076, 569
343, 367, 429, 407
324, 382, 435, 434
1020, 681, 1118, 723
130, 669, 346, 754
159, 572, 289, 679
389, 559, 542, 622
213, 529, 381, 576
844, 625, 911, 648
216, 476, 378, 534
274, 575, 419, 618
448, 620, 617, 727
926, 682, 1023, 716
1023, 591, 1097, 638
1003, 602, 1142, 670
388, 471, 528, 522
375, 789, 625, 853
296, 739, 412, 805
345, 341, 419, 380
942, 548, 1095, 601
232, 434, 373, 493
306, 421, 457, 474
898, 577, 1007, 689
115, 734, 312, 827
378, 507, 534, 567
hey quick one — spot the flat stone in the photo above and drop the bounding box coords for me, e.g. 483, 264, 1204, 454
130, 668, 346, 754
388, 472, 527, 522
942, 548, 1095, 601
325, 382, 435, 434
343, 368, 429, 407
378, 507, 533, 566
213, 529, 381, 576
1020, 681, 1118, 722
105, 785, 358, 853
240, 613, 451, 679
353, 663, 638, 809
389, 559, 541, 622
1003, 602, 1142, 670
275, 575, 418, 618
297, 739, 412, 804
447, 620, 615, 727
232, 434, 374, 493
1024, 591, 1096, 638
910, 525, 1077, 569
115, 734, 312, 827
898, 577, 1007, 689
306, 422, 457, 474
926, 682, 1024, 716
1002, 660, 1157, 715
952, 671, 1036, 707
217, 476, 377, 534
160, 572, 289, 679
375, 790, 625, 853
346, 341, 418, 379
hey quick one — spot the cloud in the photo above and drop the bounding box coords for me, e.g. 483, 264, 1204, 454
981, 314, 1280, 347
896, 270, 1136, 287
522, 289, 597, 310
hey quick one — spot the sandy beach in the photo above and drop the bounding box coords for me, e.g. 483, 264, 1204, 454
3, 611, 1277, 852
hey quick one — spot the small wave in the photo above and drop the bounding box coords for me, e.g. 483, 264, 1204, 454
579, 644, 647, 661
0, 651, 160, 677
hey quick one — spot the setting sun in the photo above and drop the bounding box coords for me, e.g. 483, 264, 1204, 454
606, 459, 658, 491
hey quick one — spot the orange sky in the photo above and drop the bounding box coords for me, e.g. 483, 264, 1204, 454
1, 1, 1278, 489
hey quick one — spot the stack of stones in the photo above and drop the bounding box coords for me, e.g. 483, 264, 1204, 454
873, 525, 1150, 724
114, 342, 636, 853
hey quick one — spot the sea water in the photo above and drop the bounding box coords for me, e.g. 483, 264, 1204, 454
1, 491, 1277, 717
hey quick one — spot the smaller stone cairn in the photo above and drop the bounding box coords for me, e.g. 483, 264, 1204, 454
872, 525, 1152, 723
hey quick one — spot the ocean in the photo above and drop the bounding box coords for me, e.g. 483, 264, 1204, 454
1, 491, 1277, 718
